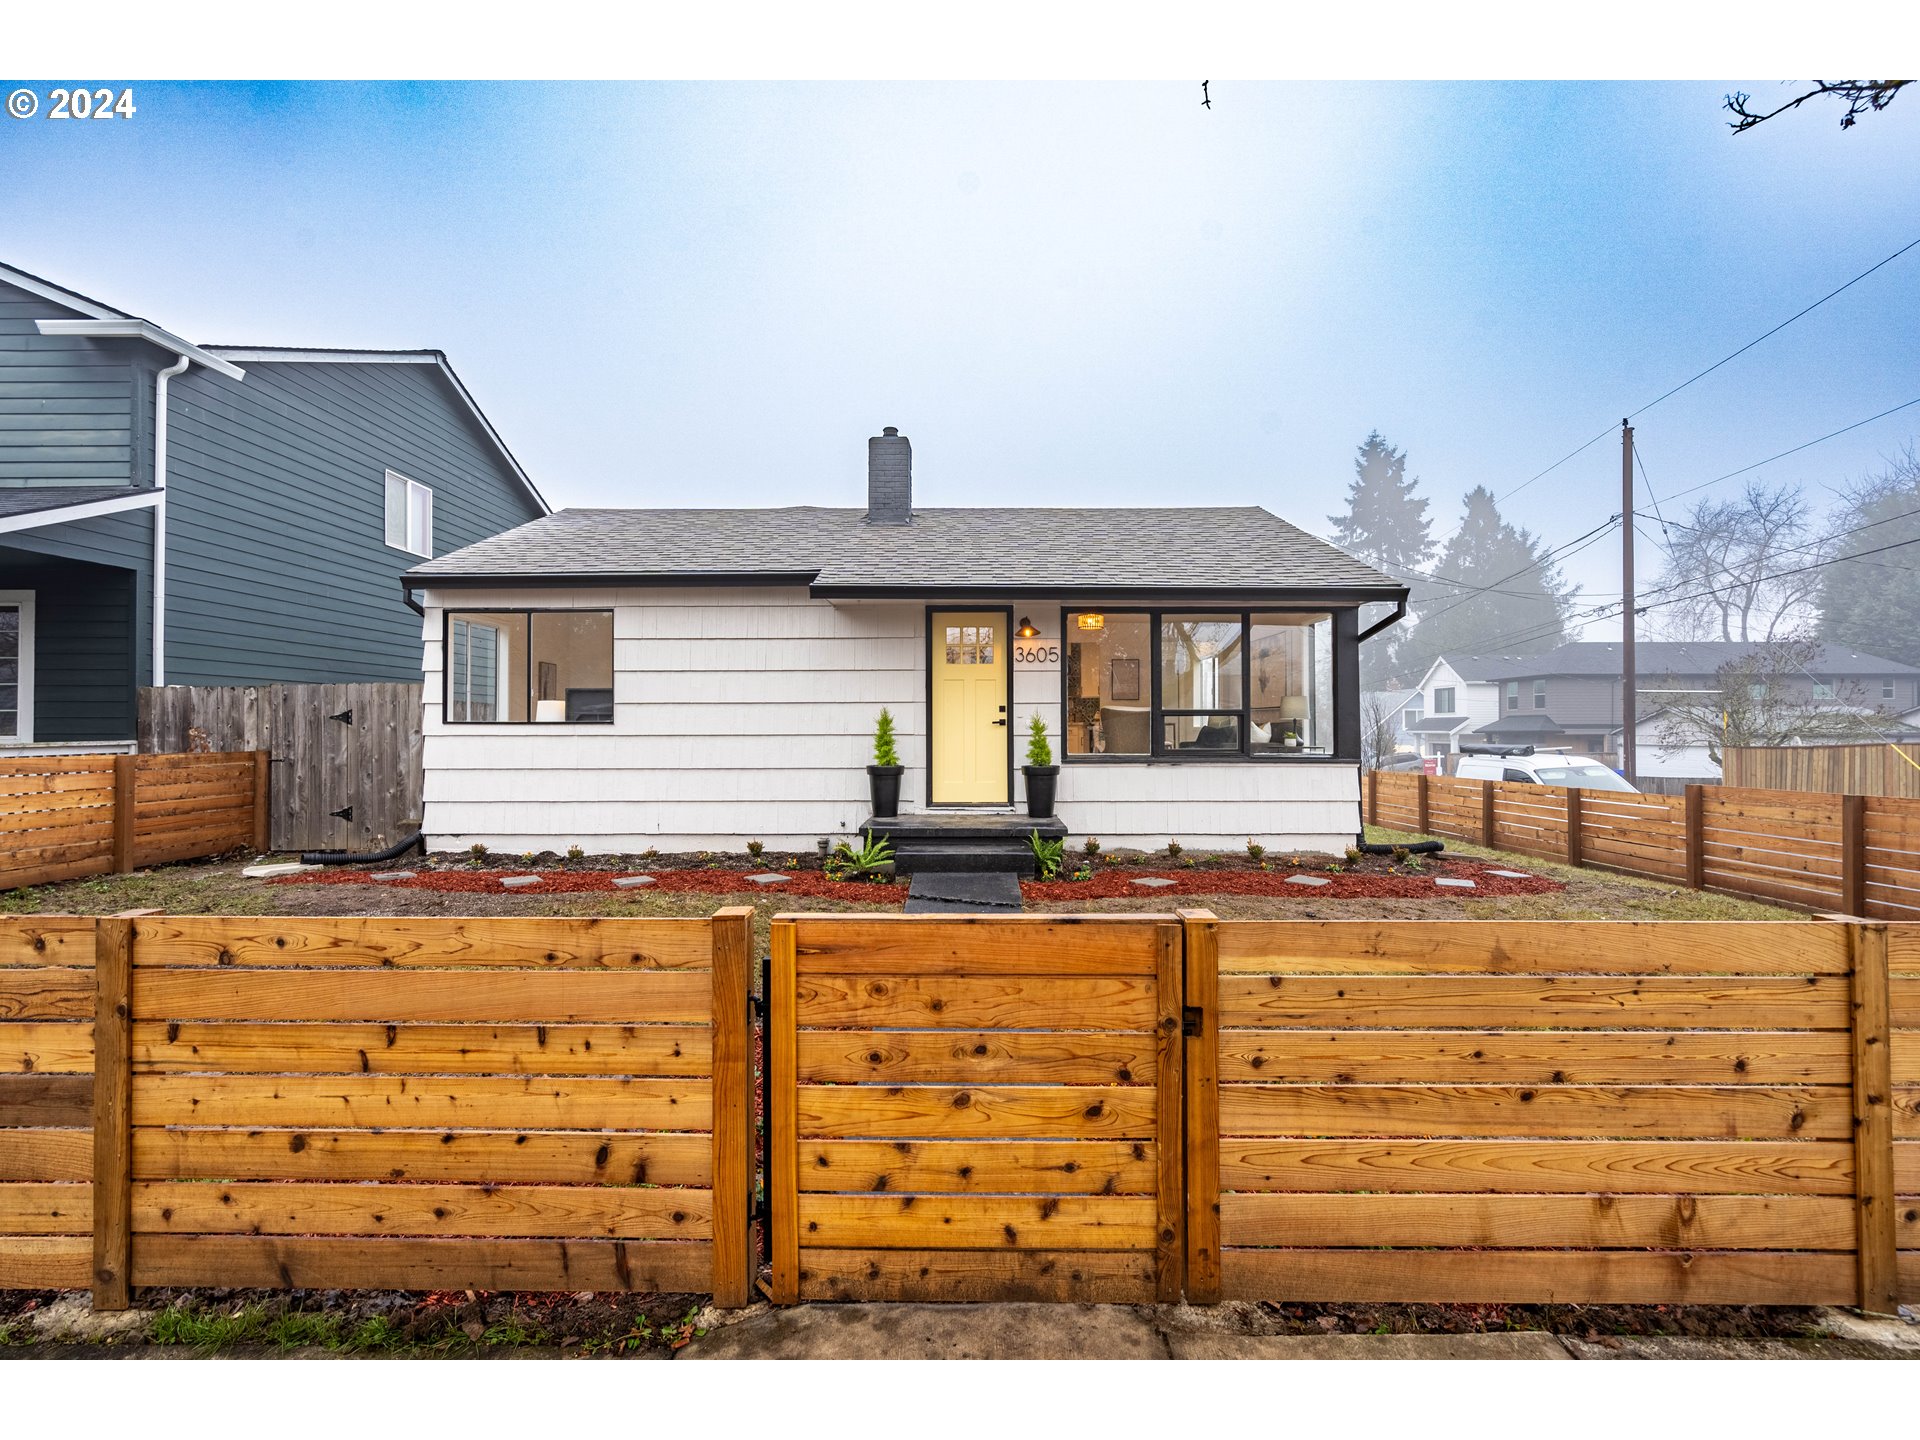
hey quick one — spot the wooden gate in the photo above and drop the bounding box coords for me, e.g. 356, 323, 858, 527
768, 913, 1184, 1303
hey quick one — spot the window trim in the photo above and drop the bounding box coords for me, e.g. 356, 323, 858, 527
386, 469, 434, 559
1533, 678, 1547, 710
1058, 606, 1341, 763
0, 591, 35, 744
1504, 680, 1519, 711
439, 607, 616, 726
1433, 686, 1456, 715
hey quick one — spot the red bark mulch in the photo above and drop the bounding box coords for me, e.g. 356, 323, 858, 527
271, 857, 1561, 901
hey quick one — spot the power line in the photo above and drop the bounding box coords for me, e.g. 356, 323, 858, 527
1406, 517, 1620, 632
1496, 234, 1920, 504
1644, 395, 1920, 508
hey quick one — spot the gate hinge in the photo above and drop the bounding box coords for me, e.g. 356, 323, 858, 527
328, 708, 354, 725
330, 806, 354, 822
747, 992, 766, 1019
1181, 1005, 1204, 1038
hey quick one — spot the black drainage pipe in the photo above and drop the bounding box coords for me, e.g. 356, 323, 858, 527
300, 831, 425, 866
1357, 839, 1445, 856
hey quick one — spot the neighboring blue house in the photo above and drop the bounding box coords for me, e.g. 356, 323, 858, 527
0, 261, 548, 751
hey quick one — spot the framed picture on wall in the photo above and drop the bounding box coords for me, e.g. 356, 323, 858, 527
1109, 657, 1140, 702
538, 660, 559, 702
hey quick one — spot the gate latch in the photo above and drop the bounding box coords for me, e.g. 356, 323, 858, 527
1181, 1006, 1204, 1038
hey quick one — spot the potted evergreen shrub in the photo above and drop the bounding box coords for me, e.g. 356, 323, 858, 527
867, 708, 904, 817
1023, 715, 1060, 820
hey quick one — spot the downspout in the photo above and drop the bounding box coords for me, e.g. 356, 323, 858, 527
151, 354, 191, 687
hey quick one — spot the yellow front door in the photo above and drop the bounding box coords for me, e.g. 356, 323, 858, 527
930, 610, 1010, 804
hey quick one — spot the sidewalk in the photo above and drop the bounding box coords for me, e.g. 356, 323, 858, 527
677, 1303, 1920, 1361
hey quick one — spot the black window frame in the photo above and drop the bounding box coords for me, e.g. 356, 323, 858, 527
441, 607, 617, 726
1059, 606, 1343, 763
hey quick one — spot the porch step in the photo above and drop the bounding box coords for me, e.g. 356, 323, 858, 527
904, 870, 1025, 914
862, 813, 1068, 878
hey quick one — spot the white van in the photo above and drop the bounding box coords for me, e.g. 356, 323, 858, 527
1452, 745, 1639, 793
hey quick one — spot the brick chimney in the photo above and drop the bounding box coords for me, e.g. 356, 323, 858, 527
867, 426, 912, 525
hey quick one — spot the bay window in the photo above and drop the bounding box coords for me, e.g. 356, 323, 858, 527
445, 609, 614, 724
1063, 608, 1336, 759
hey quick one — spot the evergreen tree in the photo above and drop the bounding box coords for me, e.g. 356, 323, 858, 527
1328, 431, 1434, 578
1328, 432, 1435, 687
1393, 486, 1578, 680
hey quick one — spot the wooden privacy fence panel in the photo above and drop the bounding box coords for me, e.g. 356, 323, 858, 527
139, 683, 422, 853
0, 917, 97, 1290
1894, 929, 1920, 1305
1369, 771, 1920, 917
1726, 743, 1920, 800
769, 914, 1184, 1304
92, 911, 753, 1306
0, 752, 266, 890
1186, 920, 1881, 1309
0, 756, 117, 889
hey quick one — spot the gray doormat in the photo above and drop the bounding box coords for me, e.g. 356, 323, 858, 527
903, 870, 1025, 913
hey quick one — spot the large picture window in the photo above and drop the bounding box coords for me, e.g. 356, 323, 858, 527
445, 609, 614, 724
1064, 609, 1333, 760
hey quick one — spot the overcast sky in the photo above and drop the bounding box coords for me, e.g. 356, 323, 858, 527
4, 80, 1916, 624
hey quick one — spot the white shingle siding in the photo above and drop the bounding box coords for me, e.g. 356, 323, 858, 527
421, 586, 1361, 853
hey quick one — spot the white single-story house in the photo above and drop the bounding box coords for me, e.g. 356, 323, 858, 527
403, 428, 1407, 854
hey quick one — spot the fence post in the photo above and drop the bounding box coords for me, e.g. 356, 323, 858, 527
110, 755, 135, 874
1152, 916, 1187, 1304
1367, 768, 1378, 828
707, 906, 754, 1308
1179, 909, 1220, 1305
1684, 784, 1705, 890
1845, 921, 1898, 1315
1480, 781, 1497, 848
1841, 793, 1866, 918
91, 916, 134, 1310
251, 750, 272, 854
1416, 772, 1430, 836
768, 918, 799, 1305
1564, 786, 1584, 868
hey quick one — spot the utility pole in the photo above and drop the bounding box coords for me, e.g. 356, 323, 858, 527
1620, 419, 1637, 784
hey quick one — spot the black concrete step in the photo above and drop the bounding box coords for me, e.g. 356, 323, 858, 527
904, 870, 1025, 914
888, 844, 1038, 876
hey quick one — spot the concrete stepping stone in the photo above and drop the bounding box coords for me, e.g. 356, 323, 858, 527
1284, 874, 1331, 887
746, 873, 790, 885
499, 874, 544, 889
1434, 876, 1476, 889
1487, 869, 1532, 879
242, 862, 318, 878
612, 875, 656, 889
1130, 877, 1178, 889
369, 871, 416, 882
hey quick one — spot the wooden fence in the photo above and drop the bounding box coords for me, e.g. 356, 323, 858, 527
1896, 931, 1919, 1305
138, 683, 422, 853
768, 914, 1183, 1304
0, 752, 268, 890
1369, 768, 1920, 919
1725, 743, 1920, 800
0, 917, 97, 1289
1185, 918, 1900, 1311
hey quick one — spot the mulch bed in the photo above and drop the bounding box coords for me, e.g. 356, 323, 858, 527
271, 856, 1561, 901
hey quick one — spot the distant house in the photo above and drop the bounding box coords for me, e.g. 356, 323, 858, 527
1402, 654, 1514, 760
1362, 686, 1424, 760
0, 261, 548, 753
1471, 641, 1920, 772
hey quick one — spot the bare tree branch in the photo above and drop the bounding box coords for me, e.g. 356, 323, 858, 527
1726, 80, 1912, 133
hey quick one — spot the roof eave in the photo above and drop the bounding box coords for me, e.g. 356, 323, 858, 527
35, 319, 246, 380
806, 583, 1408, 604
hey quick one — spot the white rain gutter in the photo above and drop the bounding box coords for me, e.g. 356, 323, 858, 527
150, 354, 192, 686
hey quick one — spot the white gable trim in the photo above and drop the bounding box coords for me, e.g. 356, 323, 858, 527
0, 263, 129, 320
0, 490, 162, 535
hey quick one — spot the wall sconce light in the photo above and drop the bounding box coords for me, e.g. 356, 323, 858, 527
1016, 617, 1039, 638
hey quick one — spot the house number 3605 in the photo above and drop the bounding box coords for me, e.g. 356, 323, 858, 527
1013, 642, 1059, 664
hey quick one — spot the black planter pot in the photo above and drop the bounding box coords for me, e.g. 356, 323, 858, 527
867, 764, 904, 818
1022, 765, 1060, 820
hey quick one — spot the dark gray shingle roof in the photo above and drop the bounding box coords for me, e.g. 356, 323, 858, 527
0, 486, 145, 521
408, 506, 1400, 594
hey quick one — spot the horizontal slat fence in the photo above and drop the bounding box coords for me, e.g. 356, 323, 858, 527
0, 916, 98, 1290
770, 914, 1184, 1304
1894, 929, 1920, 1305
90, 911, 753, 1306
1187, 919, 1887, 1309
0, 752, 267, 890
1369, 770, 1920, 917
